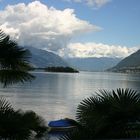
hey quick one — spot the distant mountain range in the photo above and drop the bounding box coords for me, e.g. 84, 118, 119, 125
108, 49, 140, 73
25, 47, 125, 72
65, 57, 121, 71
26, 47, 68, 68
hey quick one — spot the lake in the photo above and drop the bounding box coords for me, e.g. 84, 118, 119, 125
0, 71, 140, 122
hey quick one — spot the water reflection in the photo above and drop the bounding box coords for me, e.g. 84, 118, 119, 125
0, 71, 140, 121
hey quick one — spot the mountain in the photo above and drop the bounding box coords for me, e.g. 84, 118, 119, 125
109, 49, 140, 72
65, 57, 121, 71
25, 47, 68, 68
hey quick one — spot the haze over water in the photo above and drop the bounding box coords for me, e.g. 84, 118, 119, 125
0, 71, 140, 121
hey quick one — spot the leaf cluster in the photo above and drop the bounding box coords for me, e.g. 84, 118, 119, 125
60, 88, 140, 140
0, 30, 35, 87
0, 97, 47, 140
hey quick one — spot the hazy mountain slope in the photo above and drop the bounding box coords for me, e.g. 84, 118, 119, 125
109, 49, 140, 72
65, 57, 121, 71
25, 47, 68, 68
114, 49, 140, 68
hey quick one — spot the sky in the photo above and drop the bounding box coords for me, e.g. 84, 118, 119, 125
0, 0, 139, 58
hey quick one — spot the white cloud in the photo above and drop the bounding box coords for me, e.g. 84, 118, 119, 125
86, 0, 111, 8
0, 1, 137, 59
62, 0, 111, 8
60, 42, 138, 58
0, 1, 100, 52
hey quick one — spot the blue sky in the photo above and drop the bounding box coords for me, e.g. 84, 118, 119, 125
0, 0, 139, 57
50, 0, 140, 47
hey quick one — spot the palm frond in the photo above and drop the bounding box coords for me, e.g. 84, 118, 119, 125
59, 129, 91, 140
0, 29, 35, 87
0, 98, 47, 139
0, 38, 31, 70
0, 97, 13, 113
0, 70, 35, 87
22, 110, 48, 137
76, 88, 140, 138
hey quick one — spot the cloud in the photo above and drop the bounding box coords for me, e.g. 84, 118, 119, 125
86, 0, 111, 8
62, 0, 111, 8
0, 1, 137, 59
0, 1, 100, 52
59, 42, 138, 58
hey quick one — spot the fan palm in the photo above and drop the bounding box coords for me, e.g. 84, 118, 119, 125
76, 88, 140, 139
0, 97, 47, 140
60, 88, 140, 140
59, 128, 91, 140
0, 29, 35, 87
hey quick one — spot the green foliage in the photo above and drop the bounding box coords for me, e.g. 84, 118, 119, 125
76, 88, 140, 139
0, 29, 35, 87
0, 98, 47, 140
0, 70, 34, 87
0, 30, 47, 139
59, 128, 91, 140
45, 66, 79, 73
60, 88, 140, 140
0, 97, 13, 112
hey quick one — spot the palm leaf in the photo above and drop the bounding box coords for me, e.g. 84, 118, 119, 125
0, 70, 35, 87
0, 33, 31, 70
0, 97, 13, 112
59, 129, 91, 140
0, 29, 35, 87
0, 98, 47, 139
76, 88, 140, 138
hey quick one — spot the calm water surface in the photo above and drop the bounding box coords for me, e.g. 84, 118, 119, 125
0, 71, 140, 121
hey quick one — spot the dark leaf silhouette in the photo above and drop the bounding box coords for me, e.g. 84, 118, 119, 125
60, 89, 140, 140
0, 29, 35, 87
76, 88, 140, 138
0, 98, 47, 139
